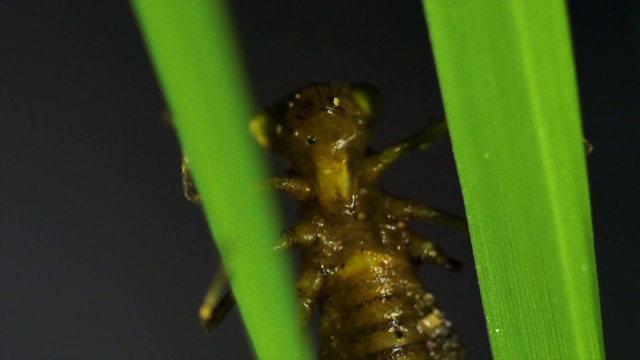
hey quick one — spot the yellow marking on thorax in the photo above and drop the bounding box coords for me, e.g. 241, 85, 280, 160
336, 250, 408, 279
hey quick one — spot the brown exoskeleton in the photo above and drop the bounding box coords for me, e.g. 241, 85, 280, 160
183, 83, 468, 359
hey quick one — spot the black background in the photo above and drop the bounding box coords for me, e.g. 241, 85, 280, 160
1, 1, 637, 359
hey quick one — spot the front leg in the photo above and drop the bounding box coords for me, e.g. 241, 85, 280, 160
273, 223, 321, 251
270, 176, 312, 201
363, 118, 448, 183
183, 161, 313, 204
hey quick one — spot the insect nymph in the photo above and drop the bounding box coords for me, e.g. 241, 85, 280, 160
183, 83, 468, 359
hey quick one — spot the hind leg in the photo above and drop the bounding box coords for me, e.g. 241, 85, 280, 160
199, 269, 236, 332
406, 231, 462, 272
181, 156, 201, 204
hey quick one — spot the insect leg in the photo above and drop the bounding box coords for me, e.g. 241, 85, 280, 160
406, 231, 462, 272
181, 156, 201, 204
584, 139, 593, 155
363, 118, 448, 182
273, 223, 320, 251
269, 176, 312, 201
199, 269, 236, 332
386, 196, 469, 235
297, 268, 324, 326
200, 223, 320, 331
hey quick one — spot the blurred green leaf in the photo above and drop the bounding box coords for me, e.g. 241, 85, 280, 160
131, 1, 313, 359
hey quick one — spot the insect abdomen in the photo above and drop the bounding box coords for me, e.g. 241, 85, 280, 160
318, 250, 464, 360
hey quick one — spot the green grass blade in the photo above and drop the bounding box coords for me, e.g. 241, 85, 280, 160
130, 1, 313, 359
423, 2, 604, 359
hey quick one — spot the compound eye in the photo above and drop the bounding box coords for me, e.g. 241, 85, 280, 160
306, 136, 317, 145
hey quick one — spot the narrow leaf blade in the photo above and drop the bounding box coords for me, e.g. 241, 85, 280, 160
423, 2, 604, 358
131, 1, 312, 358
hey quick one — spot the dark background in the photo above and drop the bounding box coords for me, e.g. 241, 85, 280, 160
1, 1, 637, 359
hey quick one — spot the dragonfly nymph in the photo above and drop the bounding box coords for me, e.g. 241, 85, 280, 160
183, 83, 468, 359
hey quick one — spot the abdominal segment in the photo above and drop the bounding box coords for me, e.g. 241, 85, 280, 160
318, 250, 465, 360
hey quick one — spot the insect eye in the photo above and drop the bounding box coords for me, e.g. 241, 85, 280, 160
307, 136, 317, 145
328, 96, 340, 107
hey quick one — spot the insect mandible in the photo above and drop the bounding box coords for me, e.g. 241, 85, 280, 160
182, 83, 468, 359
